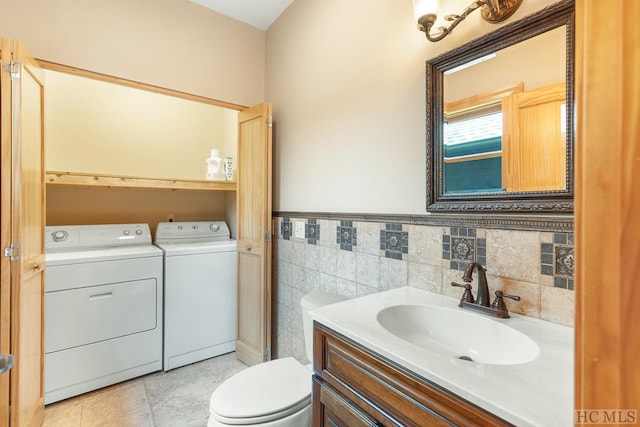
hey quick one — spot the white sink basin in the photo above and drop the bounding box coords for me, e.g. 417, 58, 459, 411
376, 304, 539, 365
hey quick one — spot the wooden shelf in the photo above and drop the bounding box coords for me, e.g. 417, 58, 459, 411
45, 171, 236, 192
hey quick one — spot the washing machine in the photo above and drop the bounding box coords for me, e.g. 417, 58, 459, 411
154, 221, 237, 371
44, 223, 163, 404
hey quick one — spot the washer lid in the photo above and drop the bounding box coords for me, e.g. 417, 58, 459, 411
155, 239, 236, 256
210, 357, 311, 422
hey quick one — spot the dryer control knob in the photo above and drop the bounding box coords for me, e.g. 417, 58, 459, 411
123, 230, 130, 236
136, 229, 143, 235
210, 224, 220, 232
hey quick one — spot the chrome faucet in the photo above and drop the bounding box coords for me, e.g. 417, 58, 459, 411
463, 262, 490, 307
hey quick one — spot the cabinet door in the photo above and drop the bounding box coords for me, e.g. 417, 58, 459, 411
236, 103, 273, 366
0, 37, 46, 427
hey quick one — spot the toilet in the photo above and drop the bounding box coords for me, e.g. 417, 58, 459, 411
208, 292, 343, 427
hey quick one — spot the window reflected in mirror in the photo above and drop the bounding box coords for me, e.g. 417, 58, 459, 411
444, 108, 503, 194
443, 85, 514, 194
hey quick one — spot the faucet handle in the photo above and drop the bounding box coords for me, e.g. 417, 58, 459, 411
451, 281, 475, 307
491, 290, 521, 313
496, 290, 521, 301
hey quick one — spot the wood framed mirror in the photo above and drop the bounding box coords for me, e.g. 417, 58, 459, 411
426, 0, 574, 214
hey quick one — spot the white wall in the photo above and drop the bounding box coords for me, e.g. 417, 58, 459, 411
0, 0, 265, 107
266, 0, 558, 214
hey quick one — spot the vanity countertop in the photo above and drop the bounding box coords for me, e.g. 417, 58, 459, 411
309, 286, 573, 427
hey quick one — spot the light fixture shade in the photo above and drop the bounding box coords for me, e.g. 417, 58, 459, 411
412, 0, 439, 20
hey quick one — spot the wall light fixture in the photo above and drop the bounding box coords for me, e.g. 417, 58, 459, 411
412, 0, 524, 42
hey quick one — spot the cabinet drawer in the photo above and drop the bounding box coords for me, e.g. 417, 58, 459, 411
313, 323, 513, 427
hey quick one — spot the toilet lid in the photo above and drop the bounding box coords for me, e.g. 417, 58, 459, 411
210, 357, 311, 424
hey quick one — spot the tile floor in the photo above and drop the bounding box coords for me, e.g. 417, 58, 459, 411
43, 352, 248, 427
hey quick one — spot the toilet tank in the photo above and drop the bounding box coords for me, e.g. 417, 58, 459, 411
300, 293, 343, 363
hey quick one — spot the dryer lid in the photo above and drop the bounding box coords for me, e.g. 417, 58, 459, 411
210, 357, 311, 422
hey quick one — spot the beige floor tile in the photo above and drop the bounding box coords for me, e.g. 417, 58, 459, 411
43, 397, 83, 427
82, 405, 154, 427
81, 378, 151, 423
43, 353, 247, 427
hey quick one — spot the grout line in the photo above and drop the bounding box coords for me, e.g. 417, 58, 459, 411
142, 375, 158, 427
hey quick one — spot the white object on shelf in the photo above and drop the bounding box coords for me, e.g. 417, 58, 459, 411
206, 149, 226, 181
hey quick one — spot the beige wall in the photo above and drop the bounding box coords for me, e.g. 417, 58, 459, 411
46, 187, 226, 235
0, 0, 255, 229
444, 25, 566, 103
0, 0, 265, 107
266, 0, 558, 213
44, 69, 238, 180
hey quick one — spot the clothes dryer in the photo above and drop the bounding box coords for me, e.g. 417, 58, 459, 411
44, 223, 163, 404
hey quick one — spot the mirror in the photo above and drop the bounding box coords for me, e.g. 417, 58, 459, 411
426, 0, 574, 213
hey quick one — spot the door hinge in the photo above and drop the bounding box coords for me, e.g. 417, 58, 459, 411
265, 230, 272, 242
266, 116, 273, 128
264, 347, 271, 361
4, 243, 20, 261
9, 61, 21, 79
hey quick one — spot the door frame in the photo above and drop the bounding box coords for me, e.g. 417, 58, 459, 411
575, 0, 640, 416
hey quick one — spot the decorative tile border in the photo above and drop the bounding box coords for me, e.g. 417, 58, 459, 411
442, 235, 451, 262
380, 223, 408, 260
305, 219, 319, 245
541, 232, 574, 290
273, 210, 573, 232
476, 236, 486, 267
280, 217, 292, 240
442, 227, 484, 271
541, 243, 554, 275
336, 220, 357, 251
277, 216, 576, 295
555, 246, 574, 276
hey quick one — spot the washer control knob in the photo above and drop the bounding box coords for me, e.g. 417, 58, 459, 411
210, 224, 220, 232
51, 230, 68, 242
135, 229, 143, 235
123, 230, 130, 236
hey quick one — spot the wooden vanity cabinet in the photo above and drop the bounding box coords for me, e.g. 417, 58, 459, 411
312, 323, 514, 427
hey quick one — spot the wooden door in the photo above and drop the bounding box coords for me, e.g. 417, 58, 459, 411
575, 0, 640, 416
236, 103, 273, 366
1, 36, 13, 427
502, 82, 567, 192
0, 38, 46, 427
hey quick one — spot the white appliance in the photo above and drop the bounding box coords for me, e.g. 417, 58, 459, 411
155, 221, 237, 371
44, 223, 163, 404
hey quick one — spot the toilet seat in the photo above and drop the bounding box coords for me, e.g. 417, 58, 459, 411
210, 357, 311, 425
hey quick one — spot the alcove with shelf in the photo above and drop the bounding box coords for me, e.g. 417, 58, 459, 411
42, 63, 241, 229
42, 59, 275, 384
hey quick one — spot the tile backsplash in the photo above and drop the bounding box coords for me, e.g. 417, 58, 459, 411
273, 216, 574, 361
